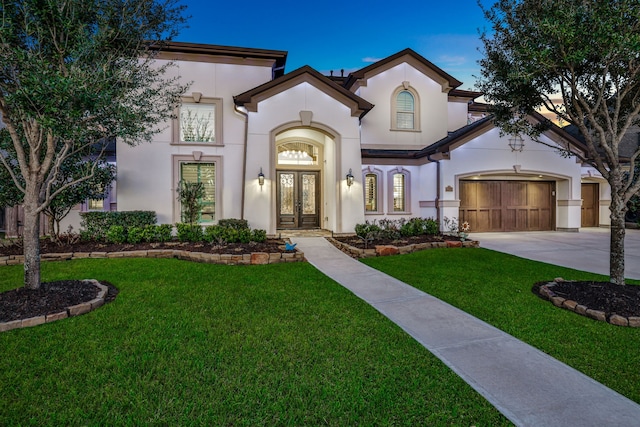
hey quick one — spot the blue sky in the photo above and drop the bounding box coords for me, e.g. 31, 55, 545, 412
176, 1, 495, 91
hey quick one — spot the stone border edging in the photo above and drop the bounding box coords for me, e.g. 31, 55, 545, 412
0, 248, 305, 266
539, 278, 640, 327
0, 279, 107, 333
327, 237, 479, 258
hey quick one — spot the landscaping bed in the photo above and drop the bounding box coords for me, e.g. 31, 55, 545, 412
0, 238, 304, 267
330, 234, 478, 258
535, 279, 640, 326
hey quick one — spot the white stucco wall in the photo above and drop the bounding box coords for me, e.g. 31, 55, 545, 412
447, 101, 470, 132
116, 58, 274, 226
242, 81, 364, 234
357, 63, 449, 149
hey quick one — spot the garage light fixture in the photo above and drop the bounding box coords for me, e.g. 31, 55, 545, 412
508, 135, 525, 152
258, 167, 265, 186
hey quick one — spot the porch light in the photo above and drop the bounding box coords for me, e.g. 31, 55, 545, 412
508, 135, 525, 152
258, 167, 265, 186
346, 169, 354, 187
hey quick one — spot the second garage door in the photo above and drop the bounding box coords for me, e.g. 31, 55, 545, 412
459, 180, 555, 232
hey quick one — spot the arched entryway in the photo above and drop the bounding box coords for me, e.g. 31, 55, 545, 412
273, 127, 336, 230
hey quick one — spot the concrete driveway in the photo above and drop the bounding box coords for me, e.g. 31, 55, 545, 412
470, 228, 640, 280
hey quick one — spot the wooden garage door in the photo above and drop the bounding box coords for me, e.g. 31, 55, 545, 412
460, 181, 555, 232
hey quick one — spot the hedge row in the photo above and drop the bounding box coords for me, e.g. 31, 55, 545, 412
355, 217, 440, 240
80, 211, 157, 241
80, 211, 267, 244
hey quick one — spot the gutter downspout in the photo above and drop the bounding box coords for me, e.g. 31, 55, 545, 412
235, 104, 249, 220
426, 153, 441, 225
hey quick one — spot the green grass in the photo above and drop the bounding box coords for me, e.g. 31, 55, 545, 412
0, 258, 510, 426
363, 247, 640, 404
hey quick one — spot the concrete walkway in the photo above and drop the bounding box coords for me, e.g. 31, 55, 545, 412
471, 228, 640, 280
294, 236, 640, 427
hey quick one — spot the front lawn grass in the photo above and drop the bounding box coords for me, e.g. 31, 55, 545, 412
0, 258, 510, 426
362, 247, 640, 404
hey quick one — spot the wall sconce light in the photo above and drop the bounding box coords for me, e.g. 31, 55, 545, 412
258, 167, 265, 186
346, 168, 354, 187
508, 135, 525, 152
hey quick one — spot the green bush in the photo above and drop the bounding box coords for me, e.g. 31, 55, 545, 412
176, 223, 203, 242
141, 225, 158, 243
156, 224, 173, 243
205, 223, 266, 244
237, 228, 251, 243
218, 219, 249, 230
203, 225, 225, 244
80, 211, 157, 241
105, 225, 127, 244
251, 229, 267, 243
127, 226, 144, 244
222, 228, 239, 243
355, 222, 382, 239
400, 217, 440, 237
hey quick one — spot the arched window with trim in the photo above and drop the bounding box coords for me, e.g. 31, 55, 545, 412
396, 91, 414, 129
387, 168, 411, 214
391, 85, 421, 131
362, 167, 383, 213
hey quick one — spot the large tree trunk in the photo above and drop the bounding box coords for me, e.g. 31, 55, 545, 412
22, 192, 42, 290
609, 190, 627, 286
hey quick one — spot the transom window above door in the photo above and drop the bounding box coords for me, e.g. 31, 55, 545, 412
277, 142, 319, 166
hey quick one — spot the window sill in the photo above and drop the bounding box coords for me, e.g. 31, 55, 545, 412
389, 128, 422, 133
171, 142, 225, 147
387, 212, 412, 215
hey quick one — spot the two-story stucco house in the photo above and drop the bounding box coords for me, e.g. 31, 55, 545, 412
3, 41, 610, 238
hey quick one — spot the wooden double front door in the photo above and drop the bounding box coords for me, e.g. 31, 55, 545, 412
460, 180, 555, 232
276, 171, 320, 229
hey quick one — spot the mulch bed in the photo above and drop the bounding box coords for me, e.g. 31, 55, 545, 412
0, 280, 119, 323
332, 234, 462, 249
0, 239, 289, 256
533, 280, 640, 318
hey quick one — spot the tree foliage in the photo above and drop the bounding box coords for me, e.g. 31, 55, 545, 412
0, 130, 117, 237
177, 180, 205, 226
0, 0, 189, 289
477, 0, 640, 285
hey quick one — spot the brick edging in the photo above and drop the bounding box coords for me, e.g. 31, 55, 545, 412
326, 237, 479, 258
0, 248, 305, 266
0, 280, 107, 333
539, 279, 640, 327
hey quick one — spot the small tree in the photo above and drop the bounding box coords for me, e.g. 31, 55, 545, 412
477, 0, 640, 285
0, 0, 189, 289
44, 158, 117, 239
177, 181, 205, 226
0, 134, 116, 238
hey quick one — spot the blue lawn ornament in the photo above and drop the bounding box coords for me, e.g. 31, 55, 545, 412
285, 242, 297, 251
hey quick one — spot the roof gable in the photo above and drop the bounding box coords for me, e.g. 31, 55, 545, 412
234, 66, 374, 118
345, 48, 463, 93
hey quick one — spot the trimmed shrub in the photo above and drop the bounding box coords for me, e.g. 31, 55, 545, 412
176, 223, 204, 242
251, 229, 267, 243
156, 224, 173, 243
218, 218, 249, 230
105, 225, 127, 244
127, 226, 144, 244
80, 211, 157, 241
400, 217, 440, 236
